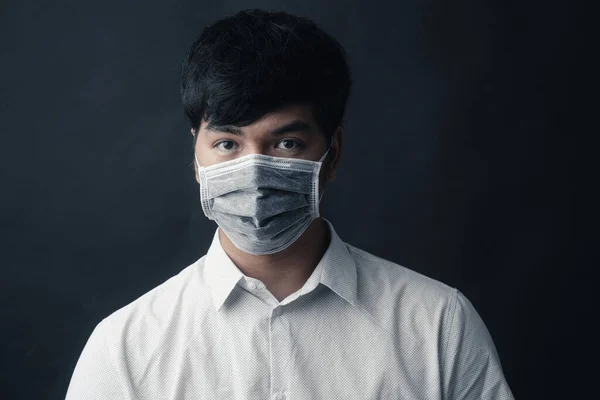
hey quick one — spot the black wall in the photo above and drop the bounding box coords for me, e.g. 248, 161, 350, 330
1, 1, 585, 399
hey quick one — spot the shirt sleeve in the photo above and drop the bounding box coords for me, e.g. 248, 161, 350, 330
442, 289, 515, 400
65, 319, 125, 400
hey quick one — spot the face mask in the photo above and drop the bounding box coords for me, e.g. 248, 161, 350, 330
194, 148, 330, 255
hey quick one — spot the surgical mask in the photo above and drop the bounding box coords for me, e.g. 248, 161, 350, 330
194, 148, 330, 255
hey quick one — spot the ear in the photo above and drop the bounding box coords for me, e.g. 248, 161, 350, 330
326, 126, 343, 182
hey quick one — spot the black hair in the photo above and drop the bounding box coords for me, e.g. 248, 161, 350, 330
180, 9, 352, 146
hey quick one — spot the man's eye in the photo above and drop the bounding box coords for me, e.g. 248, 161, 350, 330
214, 140, 238, 152
276, 139, 303, 150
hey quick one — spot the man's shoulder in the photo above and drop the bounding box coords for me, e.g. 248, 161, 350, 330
99, 256, 209, 343
344, 242, 457, 308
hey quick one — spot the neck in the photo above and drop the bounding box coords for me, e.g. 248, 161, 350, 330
219, 218, 331, 301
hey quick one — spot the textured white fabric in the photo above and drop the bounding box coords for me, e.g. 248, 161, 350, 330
65, 219, 514, 400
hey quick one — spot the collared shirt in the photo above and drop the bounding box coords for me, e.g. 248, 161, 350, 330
65, 219, 514, 400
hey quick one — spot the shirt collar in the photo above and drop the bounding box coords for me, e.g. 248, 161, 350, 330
203, 218, 358, 312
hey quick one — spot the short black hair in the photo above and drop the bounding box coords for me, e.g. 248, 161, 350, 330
180, 9, 352, 146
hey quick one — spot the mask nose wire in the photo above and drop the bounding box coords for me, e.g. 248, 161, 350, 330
196, 146, 331, 192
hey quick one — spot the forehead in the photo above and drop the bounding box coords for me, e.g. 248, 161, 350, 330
200, 103, 320, 134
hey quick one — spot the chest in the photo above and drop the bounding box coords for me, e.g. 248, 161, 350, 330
131, 303, 445, 400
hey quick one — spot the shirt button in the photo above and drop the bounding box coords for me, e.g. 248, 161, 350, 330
275, 393, 286, 400
274, 308, 283, 316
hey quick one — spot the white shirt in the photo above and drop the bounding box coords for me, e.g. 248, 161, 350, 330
66, 219, 514, 400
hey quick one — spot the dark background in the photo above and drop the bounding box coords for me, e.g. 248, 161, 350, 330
1, 0, 586, 399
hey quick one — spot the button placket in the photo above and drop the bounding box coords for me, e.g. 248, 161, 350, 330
270, 306, 291, 400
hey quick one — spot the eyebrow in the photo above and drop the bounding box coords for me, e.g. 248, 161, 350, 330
204, 120, 313, 136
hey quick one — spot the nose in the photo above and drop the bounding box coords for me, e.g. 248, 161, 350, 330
240, 141, 273, 158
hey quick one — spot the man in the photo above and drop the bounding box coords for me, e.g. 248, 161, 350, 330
66, 9, 514, 400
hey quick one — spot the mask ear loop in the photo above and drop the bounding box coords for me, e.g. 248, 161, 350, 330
319, 146, 332, 163
317, 146, 332, 203
318, 188, 326, 202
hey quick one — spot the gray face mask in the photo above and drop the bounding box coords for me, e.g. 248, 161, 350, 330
194, 148, 330, 255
